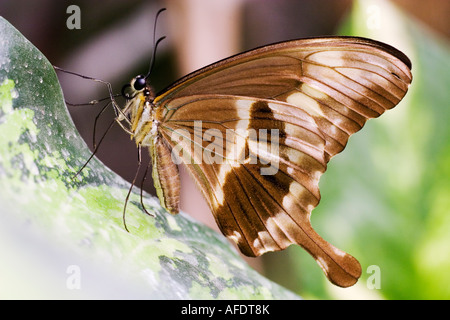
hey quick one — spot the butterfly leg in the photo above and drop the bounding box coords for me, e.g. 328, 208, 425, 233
139, 160, 156, 217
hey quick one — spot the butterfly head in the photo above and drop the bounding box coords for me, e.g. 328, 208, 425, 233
121, 75, 154, 101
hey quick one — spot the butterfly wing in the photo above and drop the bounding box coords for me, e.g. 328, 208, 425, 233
152, 37, 412, 287
155, 37, 411, 159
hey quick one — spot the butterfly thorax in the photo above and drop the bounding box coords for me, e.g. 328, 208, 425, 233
120, 75, 158, 147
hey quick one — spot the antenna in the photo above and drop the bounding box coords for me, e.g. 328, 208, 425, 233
145, 8, 167, 79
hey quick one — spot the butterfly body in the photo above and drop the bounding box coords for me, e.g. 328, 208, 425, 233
120, 76, 181, 215
119, 37, 412, 287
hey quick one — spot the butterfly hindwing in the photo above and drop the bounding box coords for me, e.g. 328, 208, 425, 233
158, 95, 359, 286
148, 37, 412, 287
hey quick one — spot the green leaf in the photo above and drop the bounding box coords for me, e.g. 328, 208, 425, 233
0, 17, 299, 299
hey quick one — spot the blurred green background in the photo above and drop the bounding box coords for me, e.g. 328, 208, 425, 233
1, 0, 449, 299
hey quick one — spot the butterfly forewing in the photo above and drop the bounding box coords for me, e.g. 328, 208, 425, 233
143, 37, 412, 287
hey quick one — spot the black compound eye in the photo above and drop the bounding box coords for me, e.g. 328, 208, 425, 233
133, 75, 146, 91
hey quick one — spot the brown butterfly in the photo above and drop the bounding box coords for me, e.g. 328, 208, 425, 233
108, 35, 412, 288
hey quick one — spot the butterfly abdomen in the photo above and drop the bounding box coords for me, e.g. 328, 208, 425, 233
150, 135, 180, 214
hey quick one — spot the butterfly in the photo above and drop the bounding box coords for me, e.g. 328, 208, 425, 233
106, 34, 413, 288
